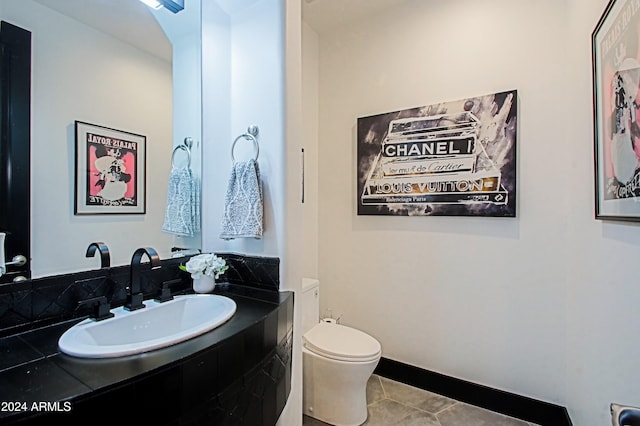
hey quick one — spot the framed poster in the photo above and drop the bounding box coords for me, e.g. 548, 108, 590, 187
357, 90, 517, 217
593, 0, 640, 221
74, 121, 146, 215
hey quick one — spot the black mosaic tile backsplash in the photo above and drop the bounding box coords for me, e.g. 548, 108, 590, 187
217, 253, 280, 292
0, 253, 280, 336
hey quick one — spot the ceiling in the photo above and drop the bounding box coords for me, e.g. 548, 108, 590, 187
32, 0, 171, 61
31, 0, 411, 59
302, 0, 413, 34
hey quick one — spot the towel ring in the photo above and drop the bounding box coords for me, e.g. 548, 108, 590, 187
231, 132, 259, 162
171, 144, 191, 168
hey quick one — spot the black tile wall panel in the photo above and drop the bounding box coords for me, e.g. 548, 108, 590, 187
0, 254, 281, 335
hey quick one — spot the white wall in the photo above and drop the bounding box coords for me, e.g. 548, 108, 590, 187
315, 0, 569, 403
565, 0, 640, 425
201, 1, 305, 424
301, 21, 319, 280
201, 0, 231, 256
303, 0, 640, 424
283, 2, 313, 424
0, 0, 173, 277
202, 0, 286, 258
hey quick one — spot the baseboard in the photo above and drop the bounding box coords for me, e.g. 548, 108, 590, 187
374, 357, 572, 426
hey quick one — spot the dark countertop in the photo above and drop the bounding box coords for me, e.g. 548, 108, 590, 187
0, 284, 292, 422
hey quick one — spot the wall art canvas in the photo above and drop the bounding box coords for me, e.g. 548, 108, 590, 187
74, 121, 146, 215
592, 0, 640, 221
357, 90, 517, 217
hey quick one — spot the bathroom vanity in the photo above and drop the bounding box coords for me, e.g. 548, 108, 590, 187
0, 254, 292, 425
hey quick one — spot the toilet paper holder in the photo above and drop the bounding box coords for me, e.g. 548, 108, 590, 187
611, 403, 640, 426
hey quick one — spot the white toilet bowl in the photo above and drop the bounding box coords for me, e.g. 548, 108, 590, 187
302, 321, 382, 426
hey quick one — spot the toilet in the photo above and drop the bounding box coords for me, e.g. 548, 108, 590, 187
302, 279, 382, 426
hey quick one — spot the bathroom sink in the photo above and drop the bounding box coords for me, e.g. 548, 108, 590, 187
58, 294, 237, 358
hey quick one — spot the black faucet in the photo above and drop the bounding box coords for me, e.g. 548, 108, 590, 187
78, 296, 114, 321
124, 247, 161, 311
86, 242, 110, 268
155, 279, 179, 303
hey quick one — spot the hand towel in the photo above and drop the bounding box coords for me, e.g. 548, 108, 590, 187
191, 174, 201, 235
162, 167, 200, 237
220, 159, 263, 239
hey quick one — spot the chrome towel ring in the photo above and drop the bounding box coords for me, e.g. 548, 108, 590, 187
231, 125, 259, 162
171, 137, 193, 169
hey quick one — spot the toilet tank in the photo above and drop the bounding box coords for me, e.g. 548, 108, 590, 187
301, 278, 320, 335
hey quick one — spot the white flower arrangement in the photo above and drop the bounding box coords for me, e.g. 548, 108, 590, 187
179, 253, 228, 280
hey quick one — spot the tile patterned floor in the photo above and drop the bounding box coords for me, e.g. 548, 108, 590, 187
303, 374, 539, 426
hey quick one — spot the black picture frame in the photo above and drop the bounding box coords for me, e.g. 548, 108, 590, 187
592, 0, 640, 221
74, 121, 146, 215
357, 90, 518, 217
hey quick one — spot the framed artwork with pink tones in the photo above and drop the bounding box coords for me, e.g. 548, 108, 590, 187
593, 0, 640, 221
74, 121, 146, 215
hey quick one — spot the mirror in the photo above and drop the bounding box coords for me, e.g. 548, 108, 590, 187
0, 21, 31, 283
0, 0, 202, 280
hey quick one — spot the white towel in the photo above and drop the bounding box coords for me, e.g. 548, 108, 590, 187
191, 174, 201, 235
162, 167, 200, 237
220, 159, 263, 240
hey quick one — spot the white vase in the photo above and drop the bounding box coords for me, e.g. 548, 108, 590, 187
193, 275, 215, 293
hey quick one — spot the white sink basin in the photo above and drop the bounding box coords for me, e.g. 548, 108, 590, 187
58, 294, 237, 358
